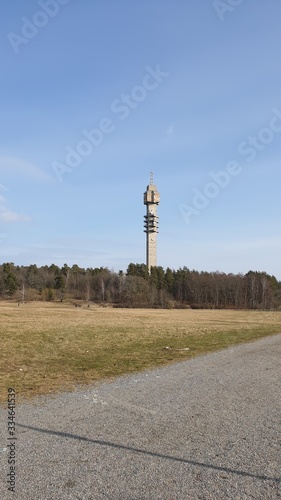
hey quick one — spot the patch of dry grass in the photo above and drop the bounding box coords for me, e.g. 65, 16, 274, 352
0, 302, 281, 402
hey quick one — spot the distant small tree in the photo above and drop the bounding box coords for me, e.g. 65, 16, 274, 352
3, 265, 18, 296
42, 288, 54, 301
127, 263, 149, 280
21, 283, 25, 303
5, 275, 18, 296
54, 275, 65, 301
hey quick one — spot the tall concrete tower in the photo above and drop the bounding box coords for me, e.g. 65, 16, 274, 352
143, 172, 160, 271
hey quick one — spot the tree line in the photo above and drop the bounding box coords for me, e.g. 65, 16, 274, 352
0, 262, 280, 309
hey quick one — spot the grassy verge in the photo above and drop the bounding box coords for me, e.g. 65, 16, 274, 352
0, 302, 280, 403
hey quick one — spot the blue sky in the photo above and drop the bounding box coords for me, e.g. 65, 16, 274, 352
1, 0, 281, 278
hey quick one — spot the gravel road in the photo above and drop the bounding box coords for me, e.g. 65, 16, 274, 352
1, 334, 280, 499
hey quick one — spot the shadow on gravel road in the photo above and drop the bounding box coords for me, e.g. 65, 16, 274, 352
18, 423, 280, 484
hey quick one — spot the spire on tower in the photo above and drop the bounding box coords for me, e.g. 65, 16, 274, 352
150, 171, 154, 185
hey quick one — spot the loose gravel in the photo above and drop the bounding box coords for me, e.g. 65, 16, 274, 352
0, 334, 280, 499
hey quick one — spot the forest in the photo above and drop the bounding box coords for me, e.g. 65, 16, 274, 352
0, 262, 280, 310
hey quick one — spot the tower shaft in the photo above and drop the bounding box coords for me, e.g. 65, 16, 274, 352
143, 173, 160, 271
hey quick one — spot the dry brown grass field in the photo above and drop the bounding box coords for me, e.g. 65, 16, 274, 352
1, 301, 281, 403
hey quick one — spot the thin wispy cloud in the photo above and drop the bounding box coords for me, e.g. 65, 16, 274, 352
0, 211, 30, 223
223, 238, 281, 252
0, 193, 31, 224
0, 157, 53, 183
166, 124, 174, 136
